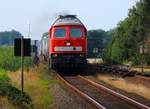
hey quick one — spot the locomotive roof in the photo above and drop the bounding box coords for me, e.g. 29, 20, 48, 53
52, 15, 84, 26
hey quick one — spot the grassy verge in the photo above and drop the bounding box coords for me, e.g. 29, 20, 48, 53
97, 74, 150, 100
0, 46, 59, 108
8, 64, 59, 109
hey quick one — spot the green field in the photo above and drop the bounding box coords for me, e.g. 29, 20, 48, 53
0, 46, 32, 71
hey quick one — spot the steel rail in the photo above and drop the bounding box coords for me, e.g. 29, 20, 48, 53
55, 73, 106, 109
78, 75, 150, 109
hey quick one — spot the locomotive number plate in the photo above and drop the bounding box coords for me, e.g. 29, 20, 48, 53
54, 46, 82, 52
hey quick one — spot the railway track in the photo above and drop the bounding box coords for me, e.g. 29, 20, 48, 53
56, 73, 150, 109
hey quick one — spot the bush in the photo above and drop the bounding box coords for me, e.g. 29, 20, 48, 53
0, 83, 33, 109
0, 68, 10, 83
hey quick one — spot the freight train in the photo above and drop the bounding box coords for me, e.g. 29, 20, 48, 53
41, 15, 87, 71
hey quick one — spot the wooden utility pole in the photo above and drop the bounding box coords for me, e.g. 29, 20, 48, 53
21, 36, 24, 93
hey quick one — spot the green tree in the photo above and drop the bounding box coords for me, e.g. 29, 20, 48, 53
87, 29, 111, 58
103, 0, 150, 64
0, 30, 21, 46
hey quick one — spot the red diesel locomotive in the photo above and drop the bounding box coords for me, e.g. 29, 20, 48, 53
47, 15, 87, 70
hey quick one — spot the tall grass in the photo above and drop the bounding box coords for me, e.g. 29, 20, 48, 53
9, 64, 58, 109
0, 46, 32, 71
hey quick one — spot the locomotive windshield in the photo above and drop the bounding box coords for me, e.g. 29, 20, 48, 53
54, 28, 66, 38
70, 28, 82, 38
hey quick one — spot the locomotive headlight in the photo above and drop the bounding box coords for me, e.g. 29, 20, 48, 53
66, 42, 71, 46
53, 54, 58, 57
80, 54, 84, 57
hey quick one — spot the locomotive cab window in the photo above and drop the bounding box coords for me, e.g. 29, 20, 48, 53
70, 28, 82, 38
54, 28, 66, 38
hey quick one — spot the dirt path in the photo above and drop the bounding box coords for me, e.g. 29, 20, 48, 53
125, 76, 150, 88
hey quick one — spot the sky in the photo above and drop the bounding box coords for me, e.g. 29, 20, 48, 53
0, 0, 137, 40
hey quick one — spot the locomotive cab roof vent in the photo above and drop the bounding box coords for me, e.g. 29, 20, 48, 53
58, 15, 77, 19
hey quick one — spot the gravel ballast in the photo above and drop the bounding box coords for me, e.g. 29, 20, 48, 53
49, 83, 96, 109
